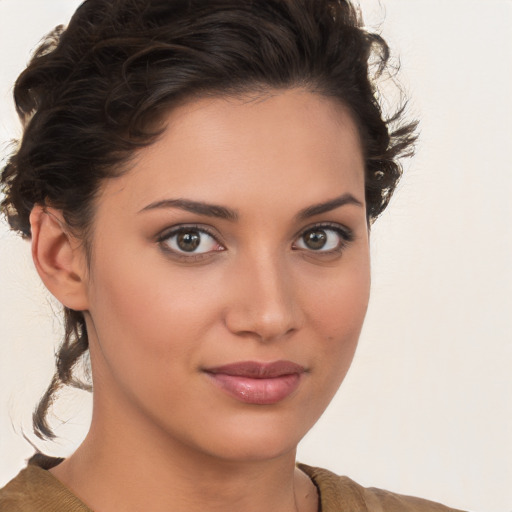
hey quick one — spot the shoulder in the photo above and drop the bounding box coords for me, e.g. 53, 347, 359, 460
0, 457, 91, 512
298, 464, 468, 512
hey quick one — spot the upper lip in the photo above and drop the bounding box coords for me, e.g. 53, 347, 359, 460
204, 360, 306, 378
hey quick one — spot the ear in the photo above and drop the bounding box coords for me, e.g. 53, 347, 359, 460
29, 205, 89, 311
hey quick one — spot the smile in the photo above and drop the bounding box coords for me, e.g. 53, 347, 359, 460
204, 361, 305, 405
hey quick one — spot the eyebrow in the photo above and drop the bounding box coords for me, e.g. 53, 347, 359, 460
139, 193, 363, 221
139, 198, 239, 221
296, 193, 363, 220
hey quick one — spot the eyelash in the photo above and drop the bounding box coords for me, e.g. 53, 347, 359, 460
157, 224, 224, 262
156, 222, 354, 261
292, 222, 354, 256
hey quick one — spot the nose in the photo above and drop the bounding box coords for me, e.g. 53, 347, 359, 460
223, 252, 302, 343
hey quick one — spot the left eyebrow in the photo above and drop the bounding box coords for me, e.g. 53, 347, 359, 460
296, 193, 364, 220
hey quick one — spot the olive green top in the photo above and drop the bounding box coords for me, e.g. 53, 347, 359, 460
0, 456, 466, 511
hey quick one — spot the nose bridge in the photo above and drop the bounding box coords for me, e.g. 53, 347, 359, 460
225, 248, 300, 341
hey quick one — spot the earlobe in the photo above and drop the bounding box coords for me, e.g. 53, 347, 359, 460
29, 205, 89, 311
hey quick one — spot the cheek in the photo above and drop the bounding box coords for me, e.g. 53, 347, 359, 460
85, 245, 228, 380
302, 251, 370, 383
305, 252, 370, 336
84, 255, 215, 415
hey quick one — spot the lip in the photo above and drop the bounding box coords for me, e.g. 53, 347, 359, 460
204, 361, 305, 405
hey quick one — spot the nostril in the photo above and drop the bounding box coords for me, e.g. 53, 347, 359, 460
224, 303, 300, 342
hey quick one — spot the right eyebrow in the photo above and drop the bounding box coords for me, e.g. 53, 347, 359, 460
138, 198, 239, 221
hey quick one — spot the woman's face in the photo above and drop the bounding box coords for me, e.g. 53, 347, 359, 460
82, 89, 370, 462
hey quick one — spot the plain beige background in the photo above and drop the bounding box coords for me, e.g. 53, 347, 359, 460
1, 1, 511, 511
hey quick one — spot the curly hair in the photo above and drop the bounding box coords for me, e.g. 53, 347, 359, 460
0, 0, 417, 441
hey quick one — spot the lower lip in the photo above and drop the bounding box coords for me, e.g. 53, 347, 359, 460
206, 373, 301, 405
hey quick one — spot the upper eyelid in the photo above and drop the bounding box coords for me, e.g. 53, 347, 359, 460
157, 224, 222, 243
292, 221, 354, 241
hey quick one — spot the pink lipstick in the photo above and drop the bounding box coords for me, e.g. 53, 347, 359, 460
204, 361, 305, 405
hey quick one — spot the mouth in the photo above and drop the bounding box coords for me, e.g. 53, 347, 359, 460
203, 361, 305, 405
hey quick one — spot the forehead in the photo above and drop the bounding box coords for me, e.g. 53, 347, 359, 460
97, 88, 365, 215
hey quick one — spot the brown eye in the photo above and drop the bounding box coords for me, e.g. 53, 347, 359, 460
294, 225, 352, 253
177, 231, 201, 252
161, 227, 222, 255
303, 229, 328, 250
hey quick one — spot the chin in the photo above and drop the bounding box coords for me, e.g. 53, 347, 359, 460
205, 435, 298, 464
185, 411, 314, 464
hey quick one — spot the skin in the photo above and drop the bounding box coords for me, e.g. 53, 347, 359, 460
30, 88, 371, 512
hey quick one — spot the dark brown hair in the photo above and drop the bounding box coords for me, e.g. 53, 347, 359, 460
1, 0, 417, 440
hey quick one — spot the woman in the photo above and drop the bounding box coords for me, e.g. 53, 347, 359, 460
0, 0, 467, 510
